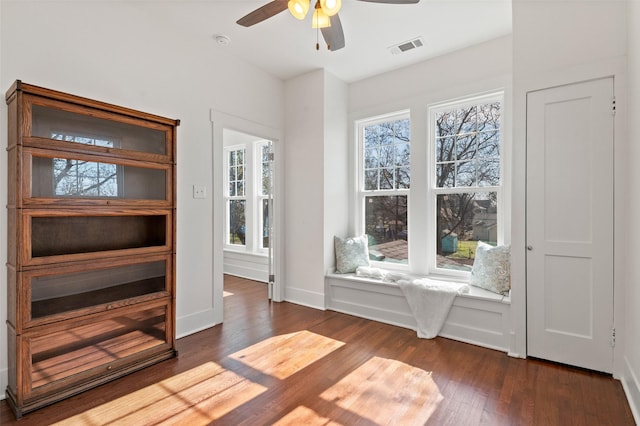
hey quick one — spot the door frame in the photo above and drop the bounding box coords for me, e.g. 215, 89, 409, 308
210, 109, 285, 323
511, 57, 626, 377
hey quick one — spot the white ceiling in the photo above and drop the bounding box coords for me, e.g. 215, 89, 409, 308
156, 0, 512, 83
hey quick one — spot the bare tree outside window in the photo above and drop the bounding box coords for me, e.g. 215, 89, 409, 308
53, 158, 118, 197
228, 148, 246, 245
361, 114, 410, 263
229, 200, 246, 245
260, 143, 272, 249
50, 132, 119, 197
433, 100, 502, 271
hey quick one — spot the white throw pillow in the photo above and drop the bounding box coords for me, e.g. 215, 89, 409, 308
334, 235, 370, 274
470, 241, 511, 295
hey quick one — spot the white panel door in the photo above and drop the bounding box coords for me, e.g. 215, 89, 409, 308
526, 78, 614, 373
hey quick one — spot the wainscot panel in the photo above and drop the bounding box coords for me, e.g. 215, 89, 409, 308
325, 273, 512, 353
223, 250, 269, 283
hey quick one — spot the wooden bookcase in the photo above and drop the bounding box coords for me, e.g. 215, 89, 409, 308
5, 81, 179, 418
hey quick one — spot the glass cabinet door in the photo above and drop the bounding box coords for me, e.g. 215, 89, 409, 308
23, 255, 171, 326
27, 149, 170, 204
28, 101, 171, 158
26, 304, 171, 397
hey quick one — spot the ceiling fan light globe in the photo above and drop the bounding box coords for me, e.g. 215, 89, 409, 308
288, 0, 310, 20
312, 8, 331, 28
320, 0, 341, 16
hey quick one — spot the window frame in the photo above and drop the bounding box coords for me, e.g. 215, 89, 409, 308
427, 91, 506, 279
356, 109, 411, 270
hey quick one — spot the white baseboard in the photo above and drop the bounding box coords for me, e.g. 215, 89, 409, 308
284, 286, 326, 310
176, 308, 220, 339
622, 356, 640, 424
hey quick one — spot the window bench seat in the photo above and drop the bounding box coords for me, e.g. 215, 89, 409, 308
325, 272, 514, 354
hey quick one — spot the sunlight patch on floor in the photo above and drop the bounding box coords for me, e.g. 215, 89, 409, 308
223, 290, 234, 297
272, 406, 340, 426
52, 361, 267, 426
317, 356, 443, 424
229, 330, 345, 380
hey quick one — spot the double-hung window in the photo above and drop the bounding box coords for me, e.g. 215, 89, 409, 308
429, 92, 504, 275
357, 111, 410, 265
226, 147, 247, 246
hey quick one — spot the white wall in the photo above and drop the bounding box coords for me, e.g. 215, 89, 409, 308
512, 0, 628, 372
284, 71, 327, 307
323, 72, 350, 276
349, 35, 513, 113
283, 70, 349, 308
623, 0, 640, 420
0, 0, 284, 396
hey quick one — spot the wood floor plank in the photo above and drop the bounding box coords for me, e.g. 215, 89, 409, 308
1, 275, 635, 425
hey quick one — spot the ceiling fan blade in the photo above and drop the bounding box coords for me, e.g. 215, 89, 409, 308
356, 0, 420, 3
321, 14, 345, 51
237, 0, 289, 27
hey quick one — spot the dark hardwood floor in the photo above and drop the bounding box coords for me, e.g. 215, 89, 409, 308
1, 274, 635, 425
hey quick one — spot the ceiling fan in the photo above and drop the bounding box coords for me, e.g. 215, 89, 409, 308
237, 0, 420, 51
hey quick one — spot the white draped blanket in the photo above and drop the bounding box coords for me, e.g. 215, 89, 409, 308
398, 278, 470, 339
355, 266, 411, 283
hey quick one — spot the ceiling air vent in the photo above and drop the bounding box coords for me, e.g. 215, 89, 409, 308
389, 37, 424, 55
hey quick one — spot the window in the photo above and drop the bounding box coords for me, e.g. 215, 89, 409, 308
357, 111, 410, 264
51, 130, 116, 148
53, 158, 118, 197
224, 135, 273, 253
354, 93, 506, 278
429, 93, 503, 274
226, 148, 246, 246
51, 131, 119, 197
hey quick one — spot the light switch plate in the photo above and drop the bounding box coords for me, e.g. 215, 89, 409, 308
193, 185, 207, 199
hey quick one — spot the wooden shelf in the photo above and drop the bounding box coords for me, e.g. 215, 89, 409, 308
31, 277, 166, 319
31, 215, 168, 258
